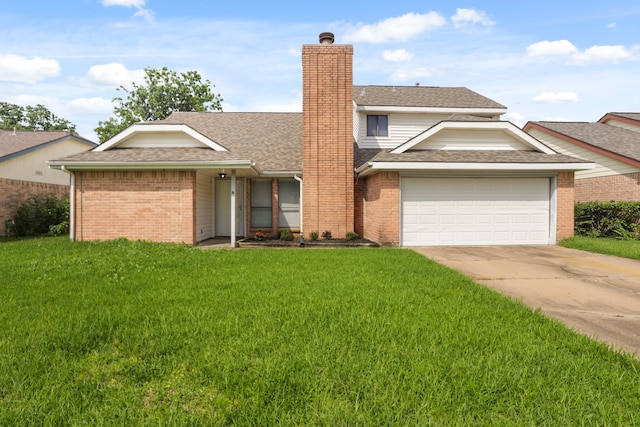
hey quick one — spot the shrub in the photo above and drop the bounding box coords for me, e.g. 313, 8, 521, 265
254, 230, 265, 241
321, 230, 332, 239
278, 229, 292, 241
13, 194, 69, 237
309, 230, 319, 241
575, 201, 640, 239
345, 231, 359, 240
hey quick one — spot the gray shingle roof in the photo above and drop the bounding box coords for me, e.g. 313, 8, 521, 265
53, 147, 249, 163
357, 149, 590, 165
529, 121, 640, 162
164, 112, 302, 171
606, 112, 640, 122
353, 85, 506, 110
0, 130, 94, 160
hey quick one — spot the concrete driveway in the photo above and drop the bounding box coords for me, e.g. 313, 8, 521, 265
412, 245, 640, 357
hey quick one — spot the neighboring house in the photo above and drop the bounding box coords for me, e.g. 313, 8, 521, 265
525, 113, 640, 202
49, 33, 592, 247
0, 130, 96, 236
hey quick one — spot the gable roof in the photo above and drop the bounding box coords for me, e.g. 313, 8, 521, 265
0, 130, 95, 162
599, 112, 640, 124
525, 121, 640, 165
353, 85, 507, 111
50, 112, 302, 173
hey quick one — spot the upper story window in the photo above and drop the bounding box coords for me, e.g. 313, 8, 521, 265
367, 115, 388, 137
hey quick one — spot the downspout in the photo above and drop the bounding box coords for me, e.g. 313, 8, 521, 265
294, 174, 304, 246
230, 170, 236, 248
61, 166, 75, 242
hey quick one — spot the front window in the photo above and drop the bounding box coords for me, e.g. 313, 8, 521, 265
251, 179, 272, 228
367, 115, 388, 137
278, 179, 300, 228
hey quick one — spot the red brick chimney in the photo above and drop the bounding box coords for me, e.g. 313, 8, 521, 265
302, 33, 354, 239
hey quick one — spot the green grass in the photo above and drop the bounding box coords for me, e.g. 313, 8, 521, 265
561, 236, 640, 260
1, 237, 639, 425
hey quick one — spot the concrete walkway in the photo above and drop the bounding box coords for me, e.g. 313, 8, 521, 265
412, 245, 640, 357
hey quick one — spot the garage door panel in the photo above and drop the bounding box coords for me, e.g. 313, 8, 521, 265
401, 178, 550, 246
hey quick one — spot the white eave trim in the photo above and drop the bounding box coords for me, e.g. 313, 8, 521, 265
356, 105, 507, 115
95, 123, 228, 152
356, 161, 595, 177
48, 160, 261, 173
390, 121, 556, 154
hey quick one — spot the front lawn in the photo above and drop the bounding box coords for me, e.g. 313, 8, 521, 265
1, 237, 639, 425
561, 236, 640, 260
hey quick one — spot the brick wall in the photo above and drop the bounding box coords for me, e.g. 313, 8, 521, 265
574, 172, 640, 202
302, 41, 354, 239
556, 171, 575, 241
362, 172, 399, 245
0, 178, 68, 236
75, 170, 196, 244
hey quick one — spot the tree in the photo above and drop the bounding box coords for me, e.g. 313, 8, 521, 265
0, 102, 76, 132
95, 67, 223, 143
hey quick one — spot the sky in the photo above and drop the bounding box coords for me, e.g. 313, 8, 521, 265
1, 0, 639, 141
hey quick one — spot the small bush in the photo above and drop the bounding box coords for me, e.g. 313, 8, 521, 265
321, 230, 332, 239
278, 229, 292, 241
309, 230, 319, 241
575, 201, 640, 239
345, 231, 359, 240
254, 230, 265, 241
13, 194, 69, 237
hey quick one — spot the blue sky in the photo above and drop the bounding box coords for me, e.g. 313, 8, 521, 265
1, 0, 639, 140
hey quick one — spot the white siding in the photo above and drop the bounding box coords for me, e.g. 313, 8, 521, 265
604, 119, 640, 134
527, 128, 639, 179
356, 112, 451, 149
196, 172, 213, 242
412, 129, 530, 151
118, 132, 209, 148
1, 140, 91, 185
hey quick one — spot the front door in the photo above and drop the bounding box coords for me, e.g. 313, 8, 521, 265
215, 179, 244, 237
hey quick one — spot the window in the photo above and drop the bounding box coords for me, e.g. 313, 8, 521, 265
251, 179, 272, 228
367, 115, 388, 137
278, 179, 300, 228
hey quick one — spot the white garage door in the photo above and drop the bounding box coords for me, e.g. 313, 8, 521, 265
401, 177, 550, 246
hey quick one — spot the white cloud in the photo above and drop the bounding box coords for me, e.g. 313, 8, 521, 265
503, 111, 527, 127
390, 68, 434, 83
82, 63, 146, 88
572, 45, 634, 64
607, 22, 617, 30
0, 54, 60, 84
533, 92, 579, 103
527, 40, 578, 57
70, 97, 114, 114
345, 12, 446, 43
383, 49, 414, 62
102, 0, 146, 7
102, 0, 154, 22
451, 8, 495, 29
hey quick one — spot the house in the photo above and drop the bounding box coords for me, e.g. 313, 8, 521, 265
524, 113, 640, 202
48, 33, 592, 247
0, 130, 96, 236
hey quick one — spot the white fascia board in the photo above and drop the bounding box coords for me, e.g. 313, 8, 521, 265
95, 123, 228, 152
356, 161, 595, 177
390, 121, 555, 154
356, 105, 507, 115
260, 170, 303, 177
48, 160, 260, 173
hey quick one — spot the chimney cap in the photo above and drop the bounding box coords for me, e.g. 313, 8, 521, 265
319, 32, 335, 45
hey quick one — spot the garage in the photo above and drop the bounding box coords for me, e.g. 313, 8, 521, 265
401, 177, 551, 246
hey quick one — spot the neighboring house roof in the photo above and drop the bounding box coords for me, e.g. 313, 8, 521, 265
353, 85, 507, 111
0, 130, 95, 162
526, 121, 640, 165
599, 112, 640, 124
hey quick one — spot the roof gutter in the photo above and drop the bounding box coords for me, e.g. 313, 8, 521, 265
48, 160, 262, 174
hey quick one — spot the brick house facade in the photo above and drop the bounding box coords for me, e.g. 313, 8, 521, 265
50, 33, 591, 247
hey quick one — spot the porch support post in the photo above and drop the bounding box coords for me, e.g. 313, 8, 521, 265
230, 170, 237, 248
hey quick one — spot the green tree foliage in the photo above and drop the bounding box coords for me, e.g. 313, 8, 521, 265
13, 194, 69, 237
575, 201, 640, 239
95, 67, 223, 143
0, 102, 76, 132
